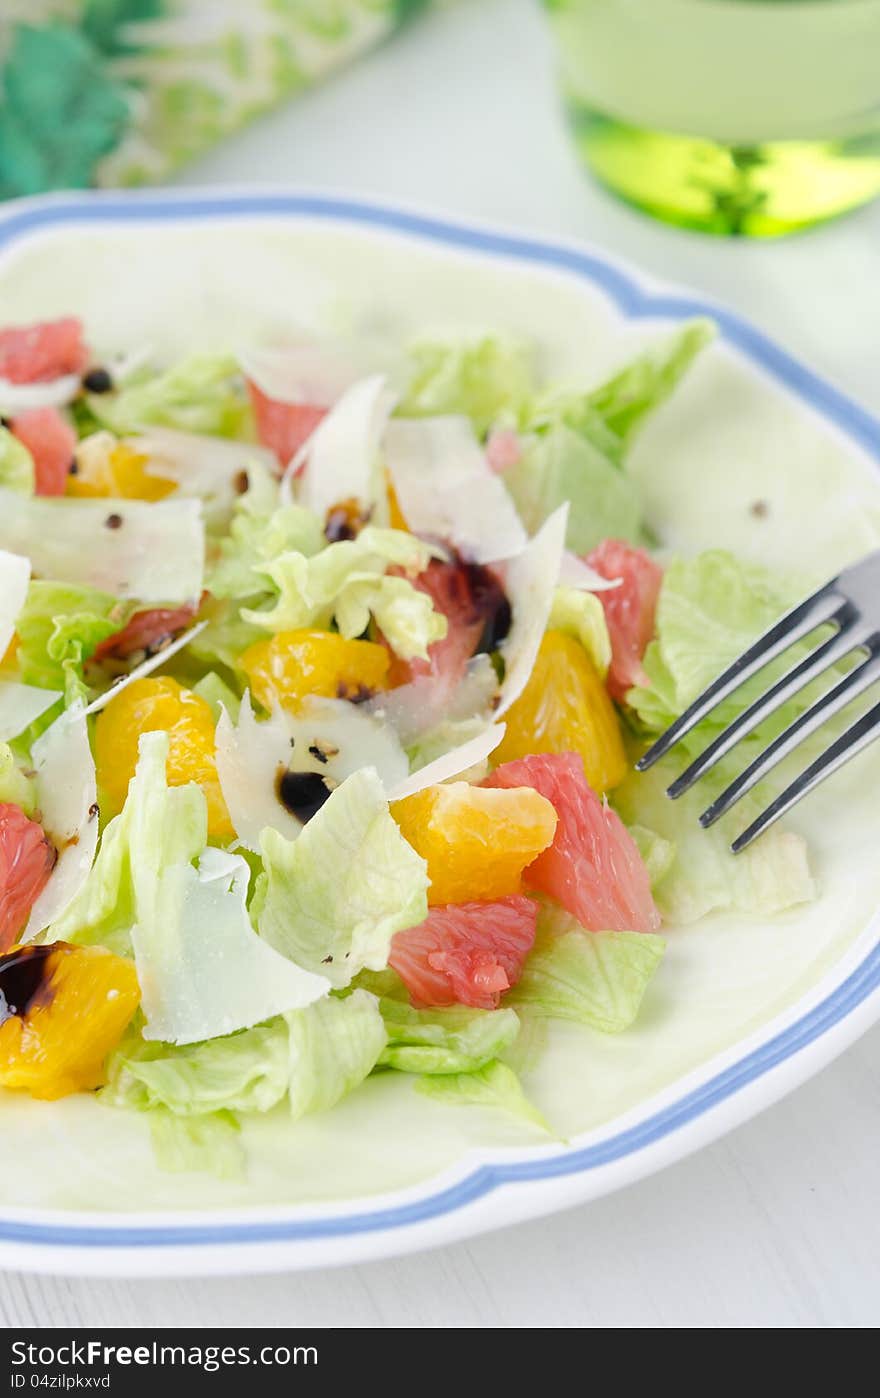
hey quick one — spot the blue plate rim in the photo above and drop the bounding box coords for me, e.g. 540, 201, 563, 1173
0, 189, 878, 1253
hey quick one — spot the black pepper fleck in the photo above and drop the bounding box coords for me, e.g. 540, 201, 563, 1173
68, 457, 79, 476
750, 500, 770, 519
82, 366, 114, 394
105, 513, 123, 530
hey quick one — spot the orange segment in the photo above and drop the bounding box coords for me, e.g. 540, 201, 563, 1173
385, 469, 408, 530
0, 942, 140, 1099
240, 629, 390, 712
95, 676, 233, 840
391, 782, 557, 905
68, 436, 176, 502
494, 630, 627, 793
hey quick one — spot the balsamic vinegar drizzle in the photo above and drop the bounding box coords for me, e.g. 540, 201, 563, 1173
0, 945, 57, 1026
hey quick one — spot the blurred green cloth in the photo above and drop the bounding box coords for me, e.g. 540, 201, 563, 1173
0, 2, 436, 199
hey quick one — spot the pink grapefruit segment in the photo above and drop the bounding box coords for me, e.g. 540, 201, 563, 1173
586, 539, 662, 702
0, 317, 88, 385
484, 752, 661, 933
246, 379, 327, 469
0, 804, 56, 952
389, 895, 538, 1009
387, 555, 508, 689
10, 408, 77, 497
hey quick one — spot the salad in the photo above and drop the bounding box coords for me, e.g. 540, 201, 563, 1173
0, 313, 817, 1178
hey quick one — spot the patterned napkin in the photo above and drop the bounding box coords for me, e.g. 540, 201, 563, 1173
0, 2, 435, 199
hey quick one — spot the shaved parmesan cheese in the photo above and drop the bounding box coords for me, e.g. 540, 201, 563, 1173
496, 504, 568, 717
0, 548, 29, 657
23, 706, 99, 939
128, 427, 277, 521
0, 682, 60, 741
83, 622, 208, 717
239, 342, 356, 408
0, 373, 80, 413
287, 375, 396, 514
134, 846, 330, 1045
0, 490, 205, 603
384, 416, 528, 563
559, 549, 620, 592
216, 692, 409, 851
366, 653, 498, 746
387, 723, 506, 801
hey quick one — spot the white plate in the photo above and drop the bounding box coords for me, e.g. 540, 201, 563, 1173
1, 190, 879, 1277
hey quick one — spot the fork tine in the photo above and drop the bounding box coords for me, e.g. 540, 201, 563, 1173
666, 617, 864, 799
636, 585, 845, 771
730, 695, 880, 852
700, 644, 880, 826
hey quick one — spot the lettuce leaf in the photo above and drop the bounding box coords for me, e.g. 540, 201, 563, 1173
49, 731, 207, 955
0, 740, 36, 813
192, 671, 241, 724
503, 423, 642, 554
613, 760, 815, 924
508, 903, 665, 1032
502, 322, 712, 551
541, 320, 714, 461
207, 461, 324, 602
415, 1059, 550, 1132
242, 528, 446, 662
400, 335, 533, 436
548, 584, 612, 677
105, 1021, 291, 1116
628, 824, 677, 889
89, 352, 250, 439
377, 999, 520, 1074
0, 426, 34, 494
148, 1108, 245, 1181
105, 992, 385, 1127
628, 550, 807, 741
15, 580, 123, 706
287, 990, 387, 1121
257, 767, 429, 989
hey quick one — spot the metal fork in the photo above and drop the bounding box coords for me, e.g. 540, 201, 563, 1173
636, 549, 880, 853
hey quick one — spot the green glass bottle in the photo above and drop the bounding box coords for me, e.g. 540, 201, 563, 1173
545, 0, 880, 235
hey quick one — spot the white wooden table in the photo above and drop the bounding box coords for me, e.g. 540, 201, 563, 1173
3, 0, 879, 1329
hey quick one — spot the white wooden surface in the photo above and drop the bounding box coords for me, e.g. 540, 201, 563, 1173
2, 0, 879, 1328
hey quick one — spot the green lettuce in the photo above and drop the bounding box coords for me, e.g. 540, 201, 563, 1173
15, 581, 124, 706
50, 731, 206, 955
377, 999, 520, 1074
287, 990, 387, 1121
503, 423, 642, 554
242, 527, 446, 662
105, 1021, 291, 1116
400, 335, 533, 436
257, 767, 429, 989
0, 427, 34, 494
503, 322, 712, 552
416, 1059, 550, 1132
613, 760, 815, 924
89, 352, 250, 438
548, 584, 612, 677
508, 902, 665, 1032
148, 1109, 245, 1181
207, 462, 324, 602
0, 741, 36, 813
192, 671, 242, 724
628, 550, 807, 741
105, 992, 386, 1149
629, 824, 677, 889
547, 319, 714, 460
